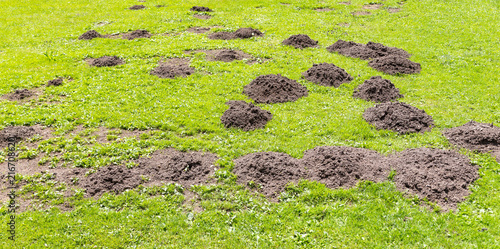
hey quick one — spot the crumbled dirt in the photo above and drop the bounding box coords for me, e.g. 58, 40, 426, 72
221, 101, 273, 131
243, 74, 308, 104
0, 126, 37, 148
302, 146, 390, 189
282, 34, 318, 49
87, 56, 125, 67
315, 8, 333, 12
78, 30, 102, 40
2, 89, 36, 101
193, 14, 211, 20
190, 6, 213, 12
122, 29, 152, 40
327, 40, 410, 60
82, 165, 142, 197
389, 148, 479, 210
150, 58, 195, 79
363, 102, 434, 134
233, 152, 308, 199
129, 5, 146, 10
443, 121, 500, 153
368, 55, 421, 75
208, 28, 263, 40
353, 11, 371, 16
187, 27, 211, 33
302, 63, 353, 87
47, 78, 63, 87
363, 4, 383, 9
212, 49, 250, 62
353, 76, 403, 102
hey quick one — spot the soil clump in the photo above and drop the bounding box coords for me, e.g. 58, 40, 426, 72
208, 28, 263, 40
221, 101, 272, 131
87, 56, 124, 67
327, 40, 410, 60
302, 63, 353, 87
353, 76, 403, 102
129, 5, 146, 10
363, 102, 434, 134
47, 78, 63, 87
83, 165, 142, 197
0, 126, 37, 147
243, 74, 308, 104
122, 29, 152, 40
443, 121, 500, 155
150, 58, 195, 78
282, 34, 318, 49
78, 30, 102, 40
368, 55, 421, 75
3, 89, 35, 101
190, 6, 213, 12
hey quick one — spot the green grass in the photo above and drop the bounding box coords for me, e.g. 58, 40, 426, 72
1, 0, 500, 247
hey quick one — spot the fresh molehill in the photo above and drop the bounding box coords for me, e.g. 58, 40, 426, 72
83, 165, 142, 197
122, 30, 152, 40
443, 121, 500, 153
208, 28, 263, 40
213, 49, 247, 62
190, 6, 213, 12
302, 146, 390, 189
326, 40, 410, 60
389, 148, 479, 209
353, 76, 403, 102
282, 34, 318, 49
233, 152, 308, 198
150, 58, 195, 79
87, 56, 125, 67
243, 74, 308, 103
78, 30, 102, 40
129, 5, 146, 10
221, 101, 273, 131
363, 102, 434, 134
302, 63, 353, 87
47, 77, 63, 87
0, 126, 37, 147
368, 55, 421, 75
4, 89, 35, 101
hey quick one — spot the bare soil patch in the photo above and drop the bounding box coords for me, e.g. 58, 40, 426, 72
282, 34, 318, 49
2, 89, 37, 101
78, 30, 102, 40
302, 63, 353, 87
363, 102, 434, 134
190, 6, 213, 12
83, 165, 140, 197
87, 56, 124, 67
186, 27, 211, 33
327, 40, 410, 60
208, 28, 263, 40
353, 76, 403, 102
129, 5, 146, 10
193, 14, 211, 20
221, 101, 273, 131
122, 29, 152, 40
368, 55, 421, 75
0, 126, 37, 148
47, 77, 63, 87
443, 121, 500, 155
243, 74, 308, 104
150, 58, 195, 79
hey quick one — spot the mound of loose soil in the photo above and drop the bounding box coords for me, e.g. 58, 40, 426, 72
353, 76, 403, 102
83, 165, 142, 197
129, 5, 146, 10
243, 74, 308, 104
282, 34, 318, 49
302, 63, 353, 87
443, 121, 500, 153
213, 50, 246, 62
5, 89, 35, 101
78, 30, 102, 40
47, 78, 63, 87
150, 59, 195, 79
221, 101, 273, 131
363, 102, 434, 134
207, 31, 233, 40
87, 56, 124, 67
122, 30, 151, 40
208, 28, 263, 40
302, 146, 390, 189
233, 152, 308, 198
0, 126, 37, 147
327, 40, 410, 60
389, 148, 479, 209
190, 6, 213, 12
368, 55, 421, 75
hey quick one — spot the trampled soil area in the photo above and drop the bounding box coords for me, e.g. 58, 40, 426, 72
302, 63, 353, 87
150, 58, 195, 78
282, 34, 318, 49
83, 165, 142, 197
327, 40, 410, 60
186, 27, 211, 33
193, 14, 211, 20
443, 121, 500, 159
78, 30, 102, 40
208, 28, 263, 40
2, 89, 36, 101
129, 5, 146, 10
0, 126, 37, 148
243, 74, 308, 103
363, 102, 434, 134
389, 148, 479, 209
190, 6, 213, 12
368, 55, 421, 75
221, 101, 273, 131
47, 77, 63, 87
353, 76, 403, 102
87, 56, 125, 67
122, 29, 152, 40
201, 49, 252, 62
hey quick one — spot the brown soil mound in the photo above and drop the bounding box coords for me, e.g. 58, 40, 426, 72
87, 56, 124, 67
208, 28, 263, 40
150, 59, 195, 79
5, 89, 35, 101
282, 34, 318, 49
129, 5, 146, 10
368, 55, 421, 75
353, 76, 403, 102
213, 50, 246, 62
327, 40, 410, 60
233, 152, 308, 198
83, 165, 142, 197
122, 30, 152, 40
78, 30, 102, 40
190, 6, 213, 12
221, 101, 273, 131
302, 146, 390, 189
47, 78, 63, 87
0, 126, 37, 147
443, 121, 500, 153
243, 74, 308, 104
389, 148, 479, 209
363, 102, 434, 134
302, 63, 353, 87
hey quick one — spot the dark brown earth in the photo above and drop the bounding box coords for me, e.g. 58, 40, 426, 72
368, 55, 421, 75
0, 126, 37, 148
193, 14, 211, 20
208, 28, 263, 40
389, 148, 479, 209
129, 5, 146, 10
83, 165, 142, 197
363, 102, 434, 134
4, 89, 35, 101
150, 58, 195, 79
353, 76, 403, 102
213, 49, 248, 62
302, 63, 353, 87
302, 146, 390, 189
327, 40, 410, 60
282, 34, 318, 49
122, 30, 152, 40
443, 121, 500, 155
190, 6, 213, 12
221, 101, 273, 131
233, 152, 308, 199
87, 56, 125, 67
243, 74, 308, 104
47, 78, 63, 87
78, 30, 102, 40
